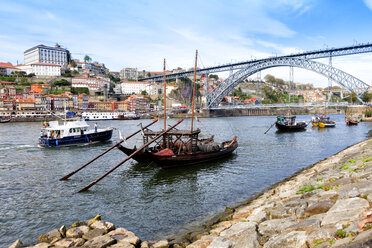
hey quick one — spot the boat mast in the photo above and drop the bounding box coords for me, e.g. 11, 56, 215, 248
190, 50, 198, 132
163, 58, 167, 131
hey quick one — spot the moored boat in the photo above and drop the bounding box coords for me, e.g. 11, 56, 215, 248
38, 119, 113, 147
0, 116, 11, 123
346, 118, 359, 126
115, 112, 140, 120
318, 115, 336, 128
82, 112, 120, 121
275, 115, 307, 131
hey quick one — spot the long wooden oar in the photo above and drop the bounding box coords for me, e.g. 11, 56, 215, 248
77, 119, 183, 193
264, 122, 276, 134
59, 119, 158, 181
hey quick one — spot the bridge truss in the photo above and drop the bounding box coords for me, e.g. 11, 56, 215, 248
206, 57, 370, 108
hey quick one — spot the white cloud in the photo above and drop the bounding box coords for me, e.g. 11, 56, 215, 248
364, 0, 372, 10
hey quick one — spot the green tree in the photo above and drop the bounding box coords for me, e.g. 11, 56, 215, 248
362, 91, 372, 103
264, 74, 276, 84
209, 74, 219, 80
28, 73, 36, 77
84, 55, 92, 62
141, 90, 148, 95
70, 60, 77, 68
52, 79, 71, 87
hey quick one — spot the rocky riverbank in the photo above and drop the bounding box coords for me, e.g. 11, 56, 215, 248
9, 139, 372, 248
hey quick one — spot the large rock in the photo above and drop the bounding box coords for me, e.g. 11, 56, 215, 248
210, 221, 232, 235
245, 204, 271, 223
90, 221, 115, 233
82, 235, 116, 248
305, 201, 335, 216
220, 222, 260, 248
106, 228, 140, 246
352, 229, 372, 243
52, 237, 85, 247
83, 228, 106, 240
66, 227, 84, 238
321, 197, 369, 226
8, 240, 24, 248
27, 243, 50, 248
307, 225, 338, 244
258, 218, 297, 240
207, 237, 234, 248
286, 219, 320, 233
109, 243, 135, 248
263, 231, 308, 248
37, 229, 62, 243
152, 240, 169, 248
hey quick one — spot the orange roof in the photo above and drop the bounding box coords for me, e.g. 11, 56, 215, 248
0, 81, 16, 84
122, 81, 150, 84
0, 62, 16, 69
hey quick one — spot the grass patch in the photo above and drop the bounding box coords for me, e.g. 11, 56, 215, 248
363, 157, 372, 162
316, 178, 323, 182
296, 184, 316, 194
336, 229, 346, 238
313, 240, 323, 246
348, 159, 356, 163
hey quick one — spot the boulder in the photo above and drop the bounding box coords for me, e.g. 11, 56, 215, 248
258, 218, 297, 240
59, 225, 66, 238
185, 240, 211, 248
152, 240, 169, 248
108, 242, 135, 248
305, 201, 335, 216
207, 237, 234, 248
37, 229, 62, 243
326, 178, 354, 186
90, 221, 115, 233
83, 228, 106, 240
245, 205, 270, 223
307, 225, 338, 244
352, 229, 372, 243
220, 221, 259, 248
82, 235, 116, 248
52, 237, 85, 247
321, 197, 369, 226
66, 227, 84, 238
332, 236, 353, 247
27, 243, 50, 248
85, 214, 102, 226
106, 228, 140, 246
285, 219, 320, 233
263, 231, 308, 248
210, 221, 232, 235
8, 240, 24, 248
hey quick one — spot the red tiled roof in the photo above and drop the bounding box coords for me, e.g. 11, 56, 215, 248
122, 81, 150, 84
0, 62, 16, 69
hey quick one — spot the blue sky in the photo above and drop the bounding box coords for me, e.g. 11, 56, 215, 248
1, 0, 372, 87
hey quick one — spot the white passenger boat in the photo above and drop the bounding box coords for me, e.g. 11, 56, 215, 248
82, 112, 121, 121
38, 119, 113, 147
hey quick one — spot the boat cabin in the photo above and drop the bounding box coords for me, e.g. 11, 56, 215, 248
40, 120, 90, 139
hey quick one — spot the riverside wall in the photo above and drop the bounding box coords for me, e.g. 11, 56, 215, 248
10, 138, 372, 248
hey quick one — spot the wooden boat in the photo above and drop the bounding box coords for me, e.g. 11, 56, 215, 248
346, 118, 359, 126
115, 112, 140, 120
118, 130, 238, 168
275, 115, 307, 131
317, 116, 336, 128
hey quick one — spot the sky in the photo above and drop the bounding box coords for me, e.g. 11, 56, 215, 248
1, 0, 372, 87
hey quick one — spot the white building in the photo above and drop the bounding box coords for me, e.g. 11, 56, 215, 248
72, 77, 110, 91
16, 63, 61, 76
0, 62, 17, 76
24, 44, 70, 68
120, 68, 138, 80
120, 81, 152, 95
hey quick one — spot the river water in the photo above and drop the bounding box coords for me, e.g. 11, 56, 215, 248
0, 115, 371, 246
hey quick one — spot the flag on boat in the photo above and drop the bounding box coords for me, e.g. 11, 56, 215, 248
195, 116, 201, 123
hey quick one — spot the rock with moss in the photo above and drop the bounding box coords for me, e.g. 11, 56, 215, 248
8, 240, 24, 248
37, 229, 62, 244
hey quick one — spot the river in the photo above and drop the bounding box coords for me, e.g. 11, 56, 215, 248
0, 115, 371, 246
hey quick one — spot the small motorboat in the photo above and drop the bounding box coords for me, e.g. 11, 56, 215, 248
318, 115, 336, 128
38, 119, 113, 147
0, 116, 11, 123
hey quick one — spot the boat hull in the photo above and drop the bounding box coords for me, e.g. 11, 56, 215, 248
118, 138, 238, 168
275, 122, 307, 131
318, 122, 336, 128
38, 129, 113, 147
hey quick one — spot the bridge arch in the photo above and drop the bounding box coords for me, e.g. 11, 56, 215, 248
206, 57, 370, 108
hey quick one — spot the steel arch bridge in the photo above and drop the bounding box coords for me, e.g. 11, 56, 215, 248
206, 57, 370, 108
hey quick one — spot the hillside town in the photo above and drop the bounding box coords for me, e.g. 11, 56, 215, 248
0, 43, 362, 118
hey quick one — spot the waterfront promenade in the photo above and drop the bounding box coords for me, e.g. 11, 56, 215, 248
9, 136, 372, 247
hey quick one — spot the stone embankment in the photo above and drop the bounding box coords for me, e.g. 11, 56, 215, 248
9, 139, 372, 248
